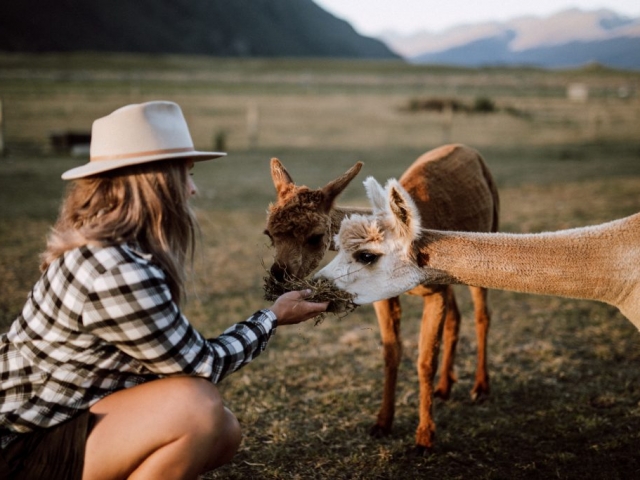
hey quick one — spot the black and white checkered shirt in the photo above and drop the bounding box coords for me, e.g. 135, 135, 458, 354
0, 243, 277, 444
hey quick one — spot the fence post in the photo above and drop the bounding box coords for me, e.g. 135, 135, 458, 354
247, 103, 259, 149
441, 103, 453, 144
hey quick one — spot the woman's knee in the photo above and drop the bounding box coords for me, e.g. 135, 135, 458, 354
169, 378, 241, 451
163, 378, 233, 427
169, 378, 241, 469
144, 377, 241, 471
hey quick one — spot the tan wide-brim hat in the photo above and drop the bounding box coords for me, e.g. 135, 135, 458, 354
61, 101, 226, 180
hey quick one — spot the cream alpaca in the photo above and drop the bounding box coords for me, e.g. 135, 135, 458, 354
265, 144, 500, 451
317, 177, 640, 330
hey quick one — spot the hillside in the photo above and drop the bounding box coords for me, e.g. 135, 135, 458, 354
412, 33, 640, 70
0, 0, 398, 59
382, 9, 640, 69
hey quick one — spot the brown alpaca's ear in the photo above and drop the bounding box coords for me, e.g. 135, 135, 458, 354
271, 158, 295, 199
320, 162, 363, 212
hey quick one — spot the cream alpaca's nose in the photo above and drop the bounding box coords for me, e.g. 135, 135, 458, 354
313, 266, 333, 284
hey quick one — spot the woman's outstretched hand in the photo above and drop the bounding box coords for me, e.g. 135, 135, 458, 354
268, 290, 329, 326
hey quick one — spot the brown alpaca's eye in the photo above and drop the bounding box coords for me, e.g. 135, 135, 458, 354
355, 251, 379, 265
306, 234, 324, 247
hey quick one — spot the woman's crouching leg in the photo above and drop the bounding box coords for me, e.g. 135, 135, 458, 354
83, 376, 241, 480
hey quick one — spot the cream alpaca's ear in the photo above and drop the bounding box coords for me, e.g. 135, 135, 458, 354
385, 179, 421, 240
363, 176, 386, 213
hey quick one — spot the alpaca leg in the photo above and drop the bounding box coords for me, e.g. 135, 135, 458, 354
435, 286, 460, 400
469, 286, 491, 400
415, 290, 447, 451
370, 296, 402, 438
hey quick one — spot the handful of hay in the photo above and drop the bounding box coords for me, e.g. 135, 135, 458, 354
263, 273, 358, 321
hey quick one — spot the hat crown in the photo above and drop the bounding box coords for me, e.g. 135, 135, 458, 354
61, 100, 225, 180
90, 101, 194, 160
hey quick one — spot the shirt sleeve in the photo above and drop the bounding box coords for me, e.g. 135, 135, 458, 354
81, 259, 277, 383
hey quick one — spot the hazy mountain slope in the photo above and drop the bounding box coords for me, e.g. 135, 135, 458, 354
383, 9, 640, 69
0, 0, 398, 59
413, 34, 640, 70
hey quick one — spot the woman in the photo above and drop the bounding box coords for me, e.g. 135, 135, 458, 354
0, 101, 328, 479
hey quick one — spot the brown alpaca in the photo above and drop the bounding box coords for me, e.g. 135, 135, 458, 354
317, 177, 640, 329
264, 144, 500, 451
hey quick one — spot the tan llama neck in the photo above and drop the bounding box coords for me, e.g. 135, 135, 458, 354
416, 213, 640, 328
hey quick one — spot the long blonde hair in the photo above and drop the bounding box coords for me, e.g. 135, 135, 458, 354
41, 159, 197, 304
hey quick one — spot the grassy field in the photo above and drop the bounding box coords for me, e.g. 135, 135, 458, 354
1, 53, 640, 479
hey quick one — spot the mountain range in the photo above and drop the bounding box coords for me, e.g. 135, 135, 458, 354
381, 9, 640, 70
2, 3, 638, 70
0, 0, 397, 59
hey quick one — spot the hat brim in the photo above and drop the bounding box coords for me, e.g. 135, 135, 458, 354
61, 150, 226, 180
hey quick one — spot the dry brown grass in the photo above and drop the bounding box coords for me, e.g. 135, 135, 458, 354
1, 54, 640, 479
262, 270, 358, 320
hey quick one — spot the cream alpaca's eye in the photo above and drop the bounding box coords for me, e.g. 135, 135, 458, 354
355, 251, 379, 265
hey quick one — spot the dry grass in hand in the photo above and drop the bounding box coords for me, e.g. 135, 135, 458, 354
263, 272, 358, 322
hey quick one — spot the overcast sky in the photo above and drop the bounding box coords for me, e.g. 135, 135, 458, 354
313, 0, 640, 36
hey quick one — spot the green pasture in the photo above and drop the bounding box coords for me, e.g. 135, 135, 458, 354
1, 54, 639, 479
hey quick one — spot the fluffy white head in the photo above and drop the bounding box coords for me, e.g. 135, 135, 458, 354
315, 177, 424, 304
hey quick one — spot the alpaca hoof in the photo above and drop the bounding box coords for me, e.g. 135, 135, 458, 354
470, 385, 490, 402
369, 424, 391, 438
434, 386, 451, 400
409, 444, 432, 457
